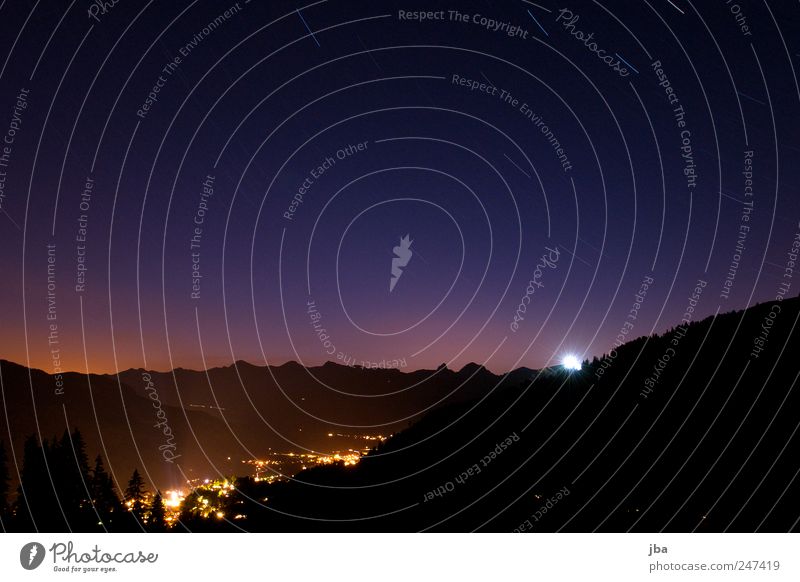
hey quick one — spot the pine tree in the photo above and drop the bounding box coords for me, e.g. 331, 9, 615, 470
124, 469, 147, 520
90, 455, 122, 531
53, 429, 93, 530
42, 435, 69, 531
70, 430, 91, 482
69, 429, 94, 530
15, 435, 62, 531
148, 491, 166, 532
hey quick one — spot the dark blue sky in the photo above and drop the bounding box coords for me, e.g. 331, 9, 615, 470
0, 0, 798, 373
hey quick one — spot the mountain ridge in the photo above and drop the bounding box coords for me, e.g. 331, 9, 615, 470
1, 295, 797, 529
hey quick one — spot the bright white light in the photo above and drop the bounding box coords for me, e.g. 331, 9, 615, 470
562, 354, 582, 371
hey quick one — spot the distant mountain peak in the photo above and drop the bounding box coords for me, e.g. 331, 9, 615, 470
278, 360, 303, 369
458, 362, 488, 375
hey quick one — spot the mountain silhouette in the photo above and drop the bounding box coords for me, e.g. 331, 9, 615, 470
1, 352, 531, 494
2, 296, 799, 531
225, 296, 800, 532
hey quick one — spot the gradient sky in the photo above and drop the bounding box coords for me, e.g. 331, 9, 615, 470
0, 0, 798, 374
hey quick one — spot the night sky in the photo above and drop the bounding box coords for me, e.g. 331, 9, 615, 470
1, 0, 798, 375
